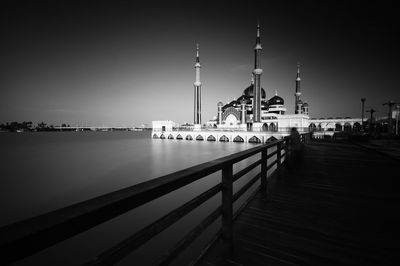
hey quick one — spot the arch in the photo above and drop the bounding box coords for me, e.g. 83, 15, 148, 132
219, 135, 229, 142
233, 135, 244, 142
196, 135, 204, 141
268, 123, 276, 132
160, 134, 165, 139
186, 135, 193, 140
248, 136, 261, 143
309, 123, 316, 132
335, 123, 343, 131
168, 134, 174, 139
207, 135, 216, 141
225, 114, 239, 126
152, 134, 159, 139
176, 134, 183, 140
343, 122, 352, 132
353, 122, 361, 132
266, 136, 277, 142
325, 122, 335, 131
222, 107, 240, 121
262, 123, 268, 132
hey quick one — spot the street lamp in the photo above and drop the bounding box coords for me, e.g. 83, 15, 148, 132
366, 108, 376, 135
396, 104, 400, 136
361, 98, 366, 132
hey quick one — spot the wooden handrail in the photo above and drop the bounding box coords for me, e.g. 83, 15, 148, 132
0, 133, 309, 265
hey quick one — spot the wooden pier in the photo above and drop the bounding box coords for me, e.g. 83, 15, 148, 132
196, 141, 400, 265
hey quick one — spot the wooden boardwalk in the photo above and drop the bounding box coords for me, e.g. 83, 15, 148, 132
196, 141, 400, 266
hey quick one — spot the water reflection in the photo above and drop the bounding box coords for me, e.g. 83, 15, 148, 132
2, 131, 263, 265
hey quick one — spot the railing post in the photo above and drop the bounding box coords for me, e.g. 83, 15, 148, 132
221, 164, 233, 255
284, 138, 290, 167
261, 148, 268, 195
277, 142, 282, 168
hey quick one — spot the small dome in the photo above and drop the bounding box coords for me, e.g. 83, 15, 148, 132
243, 84, 266, 99
268, 95, 284, 106
237, 95, 251, 104
261, 100, 269, 110
217, 101, 224, 107
302, 102, 308, 107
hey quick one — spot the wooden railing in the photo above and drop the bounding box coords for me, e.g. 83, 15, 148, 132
0, 133, 309, 265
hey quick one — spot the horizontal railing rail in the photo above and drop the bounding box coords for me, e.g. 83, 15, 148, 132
0, 133, 310, 265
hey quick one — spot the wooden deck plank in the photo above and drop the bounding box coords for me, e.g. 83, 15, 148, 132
196, 141, 400, 266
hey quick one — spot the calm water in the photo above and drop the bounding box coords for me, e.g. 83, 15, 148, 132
1, 131, 268, 265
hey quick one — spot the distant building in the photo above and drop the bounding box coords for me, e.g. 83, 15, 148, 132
152, 120, 175, 131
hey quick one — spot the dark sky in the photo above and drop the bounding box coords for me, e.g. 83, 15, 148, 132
1, 1, 399, 126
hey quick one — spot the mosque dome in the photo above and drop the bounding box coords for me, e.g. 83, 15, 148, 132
268, 95, 284, 106
243, 84, 266, 99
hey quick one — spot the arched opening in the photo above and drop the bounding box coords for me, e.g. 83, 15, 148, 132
160, 134, 165, 139
248, 136, 261, 143
247, 123, 253, 131
353, 122, 361, 132
335, 123, 343, 131
207, 135, 216, 141
176, 134, 183, 140
317, 123, 322, 131
233, 135, 244, 142
152, 134, 158, 139
225, 114, 239, 127
196, 135, 204, 141
222, 107, 240, 127
219, 135, 229, 142
344, 122, 352, 132
266, 136, 277, 142
262, 123, 268, 132
168, 134, 174, 139
269, 123, 276, 132
186, 135, 193, 140
326, 123, 335, 131
309, 123, 316, 132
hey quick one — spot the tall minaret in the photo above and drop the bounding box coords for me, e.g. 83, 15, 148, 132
194, 44, 201, 125
253, 23, 263, 123
295, 63, 302, 114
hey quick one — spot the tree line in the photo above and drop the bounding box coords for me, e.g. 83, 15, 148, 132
0, 122, 70, 132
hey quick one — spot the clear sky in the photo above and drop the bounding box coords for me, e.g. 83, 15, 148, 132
1, 1, 399, 126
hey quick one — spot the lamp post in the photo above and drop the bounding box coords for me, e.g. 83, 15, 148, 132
366, 108, 376, 135
396, 104, 400, 136
361, 98, 366, 132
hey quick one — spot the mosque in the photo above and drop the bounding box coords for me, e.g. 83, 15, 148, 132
152, 24, 361, 142
212, 62, 309, 132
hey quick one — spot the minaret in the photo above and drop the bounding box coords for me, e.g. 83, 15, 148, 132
194, 44, 202, 126
217, 101, 223, 125
295, 63, 302, 114
253, 23, 263, 123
